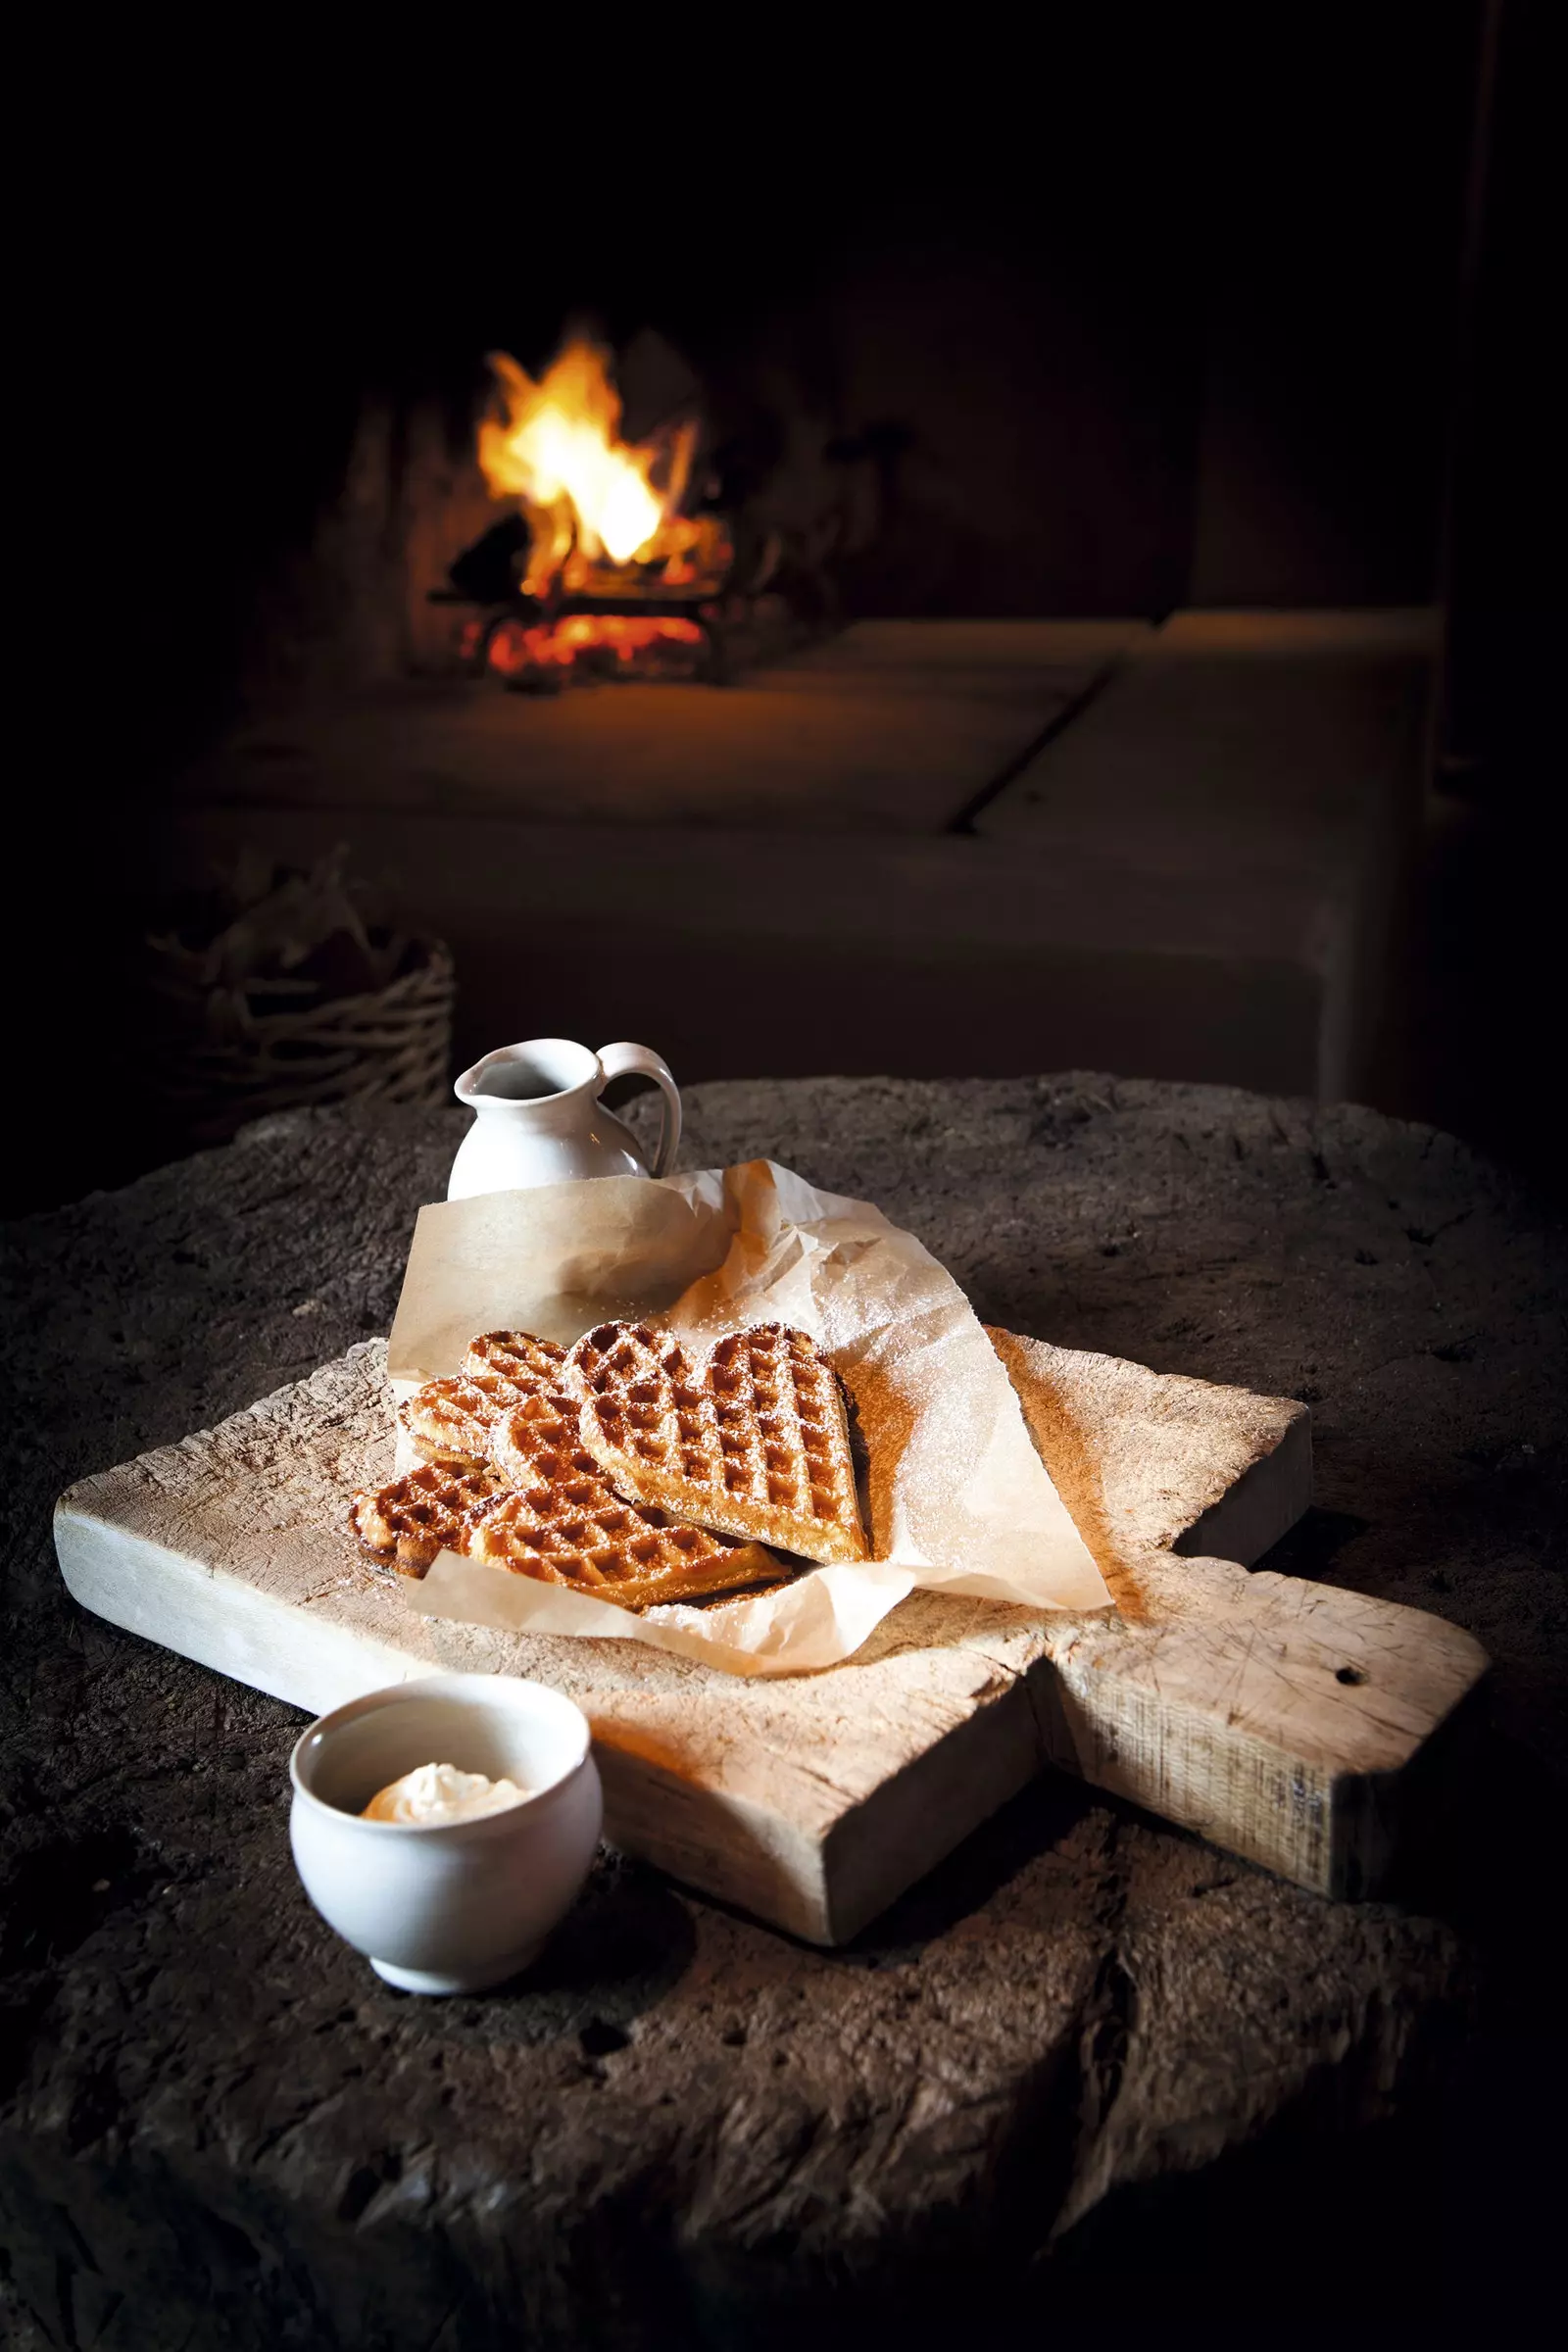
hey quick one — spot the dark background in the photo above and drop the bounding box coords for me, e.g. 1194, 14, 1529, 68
19, 0, 1563, 1212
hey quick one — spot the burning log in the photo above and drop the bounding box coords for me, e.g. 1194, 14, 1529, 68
434, 333, 734, 685
437, 329, 878, 688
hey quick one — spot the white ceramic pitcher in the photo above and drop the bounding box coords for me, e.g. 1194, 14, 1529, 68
447, 1039, 681, 1200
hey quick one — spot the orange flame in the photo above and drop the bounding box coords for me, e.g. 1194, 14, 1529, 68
478, 336, 696, 593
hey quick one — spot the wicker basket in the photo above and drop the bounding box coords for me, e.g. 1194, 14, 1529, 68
151, 938, 456, 1147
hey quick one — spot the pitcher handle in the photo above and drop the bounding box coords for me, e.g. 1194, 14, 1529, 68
596, 1043, 682, 1179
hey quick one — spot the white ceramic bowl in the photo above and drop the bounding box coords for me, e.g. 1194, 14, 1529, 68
289, 1674, 602, 1993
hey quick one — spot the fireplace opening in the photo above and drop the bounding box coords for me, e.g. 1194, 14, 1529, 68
448, 333, 729, 688
437, 331, 861, 691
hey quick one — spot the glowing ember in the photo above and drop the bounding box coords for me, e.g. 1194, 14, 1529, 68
478, 336, 701, 594
486, 612, 706, 684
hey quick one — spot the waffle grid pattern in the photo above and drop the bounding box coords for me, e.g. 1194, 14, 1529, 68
398, 1373, 522, 1469
350, 1460, 506, 1575
351, 1321, 849, 1606
471, 1414, 779, 1610
462, 1331, 571, 1393
399, 1333, 574, 1471
565, 1321, 867, 1564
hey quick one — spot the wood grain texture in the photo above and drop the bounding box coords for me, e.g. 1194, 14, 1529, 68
54, 1326, 1483, 1936
991, 1330, 1487, 1891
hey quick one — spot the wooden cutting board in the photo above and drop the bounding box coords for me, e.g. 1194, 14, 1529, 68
52, 1332, 1485, 1941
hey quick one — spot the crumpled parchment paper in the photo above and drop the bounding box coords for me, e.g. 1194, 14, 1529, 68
387, 1159, 1109, 1675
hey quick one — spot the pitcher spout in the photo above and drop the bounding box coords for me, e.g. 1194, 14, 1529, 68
455, 1039, 600, 1111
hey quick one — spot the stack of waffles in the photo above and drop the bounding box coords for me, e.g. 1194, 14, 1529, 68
351, 1322, 868, 1615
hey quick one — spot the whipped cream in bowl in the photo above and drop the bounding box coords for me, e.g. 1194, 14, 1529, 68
289, 1674, 601, 1994
363, 1760, 531, 1826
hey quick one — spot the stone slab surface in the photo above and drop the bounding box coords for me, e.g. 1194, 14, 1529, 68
979, 609, 1436, 861
3, 1078, 1564, 2345
126, 612, 1427, 1115
130, 802, 1335, 1112
978, 609, 1438, 1101
178, 619, 1149, 835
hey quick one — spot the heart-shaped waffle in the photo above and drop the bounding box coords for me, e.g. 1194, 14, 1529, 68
398, 1373, 526, 1470
350, 1461, 506, 1577
490, 1397, 581, 1490
399, 1332, 575, 1471
471, 1407, 785, 1612
565, 1321, 868, 1565
462, 1330, 571, 1395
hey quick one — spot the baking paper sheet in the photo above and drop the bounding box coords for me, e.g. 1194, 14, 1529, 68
388, 1159, 1109, 1674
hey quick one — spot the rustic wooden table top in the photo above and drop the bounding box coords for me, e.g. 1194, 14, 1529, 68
2, 1077, 1563, 2347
